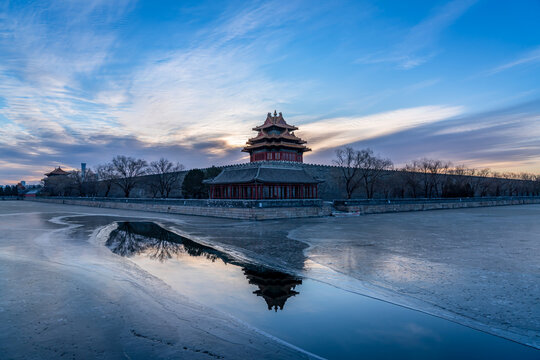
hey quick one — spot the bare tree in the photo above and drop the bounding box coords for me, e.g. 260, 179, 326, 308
72, 168, 98, 197
518, 172, 536, 196
443, 164, 478, 198
501, 172, 519, 196
413, 159, 431, 197
474, 168, 492, 196
96, 163, 117, 197
333, 147, 363, 199
148, 158, 185, 198
433, 161, 451, 197
356, 149, 393, 199
410, 158, 450, 198
333, 147, 393, 199
534, 175, 540, 196
111, 156, 148, 198
400, 162, 422, 198
447, 164, 467, 190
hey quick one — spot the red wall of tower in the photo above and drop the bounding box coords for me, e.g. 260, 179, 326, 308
250, 151, 303, 162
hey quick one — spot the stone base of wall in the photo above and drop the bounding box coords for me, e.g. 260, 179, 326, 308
30, 198, 333, 220
333, 197, 540, 215
29, 196, 540, 219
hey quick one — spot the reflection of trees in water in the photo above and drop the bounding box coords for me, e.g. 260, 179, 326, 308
106, 222, 222, 262
106, 222, 302, 310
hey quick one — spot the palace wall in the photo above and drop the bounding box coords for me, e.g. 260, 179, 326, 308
30, 196, 540, 220
96, 162, 539, 200
99, 163, 348, 199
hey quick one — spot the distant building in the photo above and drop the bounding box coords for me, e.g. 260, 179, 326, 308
44, 167, 70, 177
24, 188, 41, 198
205, 111, 321, 199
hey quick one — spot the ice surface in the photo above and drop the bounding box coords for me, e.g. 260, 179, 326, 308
0, 202, 310, 359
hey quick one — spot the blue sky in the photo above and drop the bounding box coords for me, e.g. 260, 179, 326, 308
1, 0, 539, 183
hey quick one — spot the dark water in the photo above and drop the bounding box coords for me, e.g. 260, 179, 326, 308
106, 222, 539, 360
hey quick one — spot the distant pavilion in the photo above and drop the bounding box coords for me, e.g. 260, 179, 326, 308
205, 111, 321, 200
44, 167, 70, 177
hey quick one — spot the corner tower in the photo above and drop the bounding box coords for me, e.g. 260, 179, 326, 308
242, 111, 311, 162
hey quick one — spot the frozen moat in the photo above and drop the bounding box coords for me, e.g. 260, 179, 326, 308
1, 201, 539, 359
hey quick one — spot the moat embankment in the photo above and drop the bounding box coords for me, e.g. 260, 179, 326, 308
29, 195, 540, 219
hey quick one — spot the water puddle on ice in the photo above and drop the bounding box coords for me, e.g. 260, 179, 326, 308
105, 221, 538, 360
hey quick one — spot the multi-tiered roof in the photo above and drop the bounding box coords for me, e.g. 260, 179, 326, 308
242, 111, 311, 162
44, 167, 70, 177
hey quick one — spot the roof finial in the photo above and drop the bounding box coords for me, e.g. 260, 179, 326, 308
274, 110, 277, 117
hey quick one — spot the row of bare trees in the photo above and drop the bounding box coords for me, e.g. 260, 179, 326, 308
334, 148, 393, 199
41, 149, 539, 200
43, 156, 184, 198
334, 147, 540, 199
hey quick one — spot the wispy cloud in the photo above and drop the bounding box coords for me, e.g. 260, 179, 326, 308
357, 0, 477, 69
308, 100, 540, 173
486, 46, 540, 75
299, 105, 464, 151
0, 1, 309, 183
102, 1, 312, 152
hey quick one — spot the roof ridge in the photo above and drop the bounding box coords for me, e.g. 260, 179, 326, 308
254, 165, 262, 181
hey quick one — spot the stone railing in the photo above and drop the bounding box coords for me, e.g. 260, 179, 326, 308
30, 197, 330, 220
1, 196, 21, 200
333, 196, 540, 214
34, 197, 323, 208
28, 195, 540, 219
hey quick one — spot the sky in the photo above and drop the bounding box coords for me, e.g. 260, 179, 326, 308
1, 0, 539, 184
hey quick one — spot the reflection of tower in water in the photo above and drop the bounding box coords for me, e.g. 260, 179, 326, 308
244, 268, 302, 311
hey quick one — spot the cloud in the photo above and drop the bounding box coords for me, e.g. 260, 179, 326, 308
0, 131, 244, 184
206, 1, 304, 44
108, 45, 301, 149
299, 105, 464, 151
486, 46, 540, 75
0, 1, 309, 183
81, 1, 313, 152
0, 1, 130, 149
308, 100, 540, 174
357, 0, 477, 69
